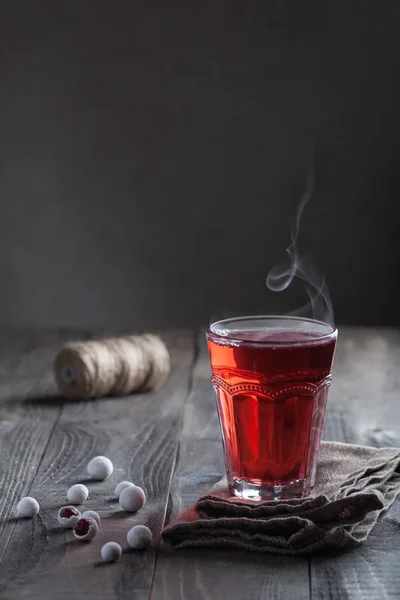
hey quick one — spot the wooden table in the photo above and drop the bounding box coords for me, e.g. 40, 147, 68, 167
0, 327, 399, 599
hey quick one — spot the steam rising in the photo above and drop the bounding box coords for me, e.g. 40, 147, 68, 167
266, 168, 334, 326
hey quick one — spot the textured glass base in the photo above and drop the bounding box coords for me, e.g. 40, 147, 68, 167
228, 476, 313, 501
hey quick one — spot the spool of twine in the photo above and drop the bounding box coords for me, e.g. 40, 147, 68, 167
54, 334, 170, 400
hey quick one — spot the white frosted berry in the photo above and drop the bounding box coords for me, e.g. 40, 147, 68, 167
87, 456, 114, 480
17, 497, 40, 518
119, 485, 146, 512
57, 505, 81, 528
114, 481, 135, 499
73, 517, 98, 541
67, 484, 89, 504
101, 541, 122, 562
81, 510, 100, 526
127, 525, 152, 550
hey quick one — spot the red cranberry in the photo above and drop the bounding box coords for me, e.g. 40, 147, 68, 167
73, 517, 98, 541
74, 518, 90, 536
60, 507, 79, 519
57, 505, 81, 528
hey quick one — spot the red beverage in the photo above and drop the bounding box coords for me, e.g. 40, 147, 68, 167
207, 316, 337, 500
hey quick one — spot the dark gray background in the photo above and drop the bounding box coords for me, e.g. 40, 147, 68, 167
0, 0, 398, 329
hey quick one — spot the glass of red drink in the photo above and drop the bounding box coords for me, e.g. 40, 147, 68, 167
206, 316, 337, 500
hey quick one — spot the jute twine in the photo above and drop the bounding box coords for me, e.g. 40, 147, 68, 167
54, 334, 170, 400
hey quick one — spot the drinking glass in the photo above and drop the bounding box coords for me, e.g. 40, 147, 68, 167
206, 316, 337, 500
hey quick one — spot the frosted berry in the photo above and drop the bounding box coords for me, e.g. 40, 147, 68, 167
127, 525, 152, 550
119, 485, 146, 512
17, 497, 40, 518
67, 484, 89, 504
73, 517, 98, 541
81, 510, 101, 526
57, 505, 81, 528
114, 481, 135, 499
87, 456, 114, 480
101, 541, 122, 562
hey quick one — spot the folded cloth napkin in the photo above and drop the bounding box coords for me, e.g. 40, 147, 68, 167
162, 441, 400, 556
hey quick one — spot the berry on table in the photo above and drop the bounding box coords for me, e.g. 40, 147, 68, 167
73, 517, 98, 541
119, 486, 146, 512
101, 541, 122, 562
114, 481, 135, 499
67, 484, 89, 504
57, 506, 81, 528
87, 456, 114, 480
17, 497, 40, 518
81, 510, 101, 526
127, 525, 152, 550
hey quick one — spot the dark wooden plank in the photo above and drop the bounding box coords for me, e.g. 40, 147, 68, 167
327, 326, 400, 446
3, 326, 400, 600
0, 330, 195, 600
150, 333, 311, 600
0, 328, 89, 570
0, 327, 90, 403
312, 327, 400, 600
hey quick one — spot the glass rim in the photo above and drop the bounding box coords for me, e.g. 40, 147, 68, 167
206, 315, 338, 347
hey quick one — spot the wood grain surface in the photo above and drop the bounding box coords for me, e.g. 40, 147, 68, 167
0, 328, 91, 573
0, 327, 399, 600
310, 328, 400, 600
151, 335, 311, 600
0, 329, 195, 600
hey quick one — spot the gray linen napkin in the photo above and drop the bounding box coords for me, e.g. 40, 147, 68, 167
162, 441, 400, 556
